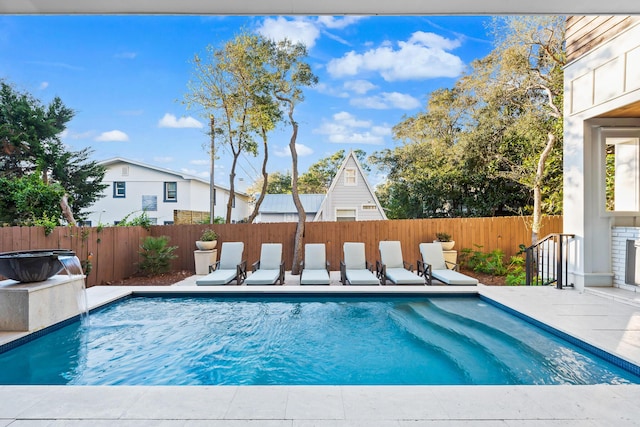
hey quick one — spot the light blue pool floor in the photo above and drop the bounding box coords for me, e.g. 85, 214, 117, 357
2, 279, 640, 425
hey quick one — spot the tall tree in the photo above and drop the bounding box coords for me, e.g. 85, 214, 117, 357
0, 80, 106, 224
265, 38, 318, 275
186, 31, 280, 223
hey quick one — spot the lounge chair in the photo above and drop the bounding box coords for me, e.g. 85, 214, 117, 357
245, 243, 285, 285
417, 242, 478, 286
300, 243, 330, 285
196, 242, 246, 286
377, 240, 425, 285
340, 242, 380, 285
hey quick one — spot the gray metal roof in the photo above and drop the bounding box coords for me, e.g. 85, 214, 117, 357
258, 194, 325, 214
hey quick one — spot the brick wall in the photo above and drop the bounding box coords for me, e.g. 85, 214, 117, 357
611, 227, 640, 289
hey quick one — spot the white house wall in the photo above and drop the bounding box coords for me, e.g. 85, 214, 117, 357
85, 161, 249, 225
319, 156, 385, 222
564, 21, 640, 290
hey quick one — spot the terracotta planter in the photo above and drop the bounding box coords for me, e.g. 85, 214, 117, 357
195, 240, 217, 250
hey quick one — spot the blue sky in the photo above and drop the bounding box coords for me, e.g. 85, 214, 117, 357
0, 15, 495, 190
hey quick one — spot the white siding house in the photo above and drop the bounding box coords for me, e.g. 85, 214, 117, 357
564, 16, 640, 291
84, 158, 250, 226
314, 150, 387, 222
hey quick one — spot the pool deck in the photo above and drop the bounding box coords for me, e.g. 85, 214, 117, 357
2, 273, 640, 426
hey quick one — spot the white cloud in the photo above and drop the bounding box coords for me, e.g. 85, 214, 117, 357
343, 79, 377, 95
314, 82, 349, 98
327, 31, 464, 81
274, 143, 314, 157
181, 168, 210, 179
39, 81, 49, 90
153, 156, 173, 163
316, 16, 363, 29
95, 130, 129, 142
115, 52, 137, 59
190, 159, 209, 166
257, 17, 321, 49
257, 16, 361, 50
158, 113, 203, 129
314, 111, 390, 145
350, 92, 421, 110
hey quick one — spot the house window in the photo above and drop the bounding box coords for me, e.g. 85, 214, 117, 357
601, 128, 640, 214
164, 182, 177, 202
336, 208, 356, 221
142, 195, 157, 211
344, 168, 357, 186
164, 221, 174, 225
113, 182, 126, 198
78, 220, 92, 227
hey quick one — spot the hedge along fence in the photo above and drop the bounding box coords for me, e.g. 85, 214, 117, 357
0, 216, 562, 287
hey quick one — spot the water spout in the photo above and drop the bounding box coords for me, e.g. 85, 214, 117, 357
59, 254, 89, 323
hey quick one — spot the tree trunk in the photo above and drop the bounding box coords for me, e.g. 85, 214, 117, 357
226, 153, 239, 224
60, 193, 76, 226
286, 104, 305, 275
247, 127, 269, 224
531, 131, 556, 244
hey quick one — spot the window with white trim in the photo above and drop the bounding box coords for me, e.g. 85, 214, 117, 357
336, 208, 356, 221
164, 182, 177, 202
113, 182, 126, 198
344, 168, 356, 185
601, 128, 640, 214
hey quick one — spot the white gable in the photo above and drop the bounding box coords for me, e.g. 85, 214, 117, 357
314, 151, 387, 222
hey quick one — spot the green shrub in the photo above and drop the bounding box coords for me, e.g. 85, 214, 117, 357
118, 210, 153, 230
505, 256, 527, 285
459, 245, 507, 276
138, 235, 178, 276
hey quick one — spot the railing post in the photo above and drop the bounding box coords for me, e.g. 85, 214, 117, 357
525, 246, 533, 286
556, 235, 563, 289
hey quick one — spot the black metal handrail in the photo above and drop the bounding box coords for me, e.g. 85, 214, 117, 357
524, 233, 575, 288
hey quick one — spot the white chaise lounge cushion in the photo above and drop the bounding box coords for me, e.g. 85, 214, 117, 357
246, 243, 282, 285
196, 269, 237, 286
419, 242, 447, 270
419, 242, 478, 286
431, 269, 478, 285
345, 269, 379, 285
301, 243, 330, 285
343, 242, 379, 285
196, 242, 244, 286
384, 268, 425, 285
379, 241, 404, 268
218, 242, 244, 270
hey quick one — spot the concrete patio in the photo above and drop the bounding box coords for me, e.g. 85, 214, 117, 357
2, 278, 640, 426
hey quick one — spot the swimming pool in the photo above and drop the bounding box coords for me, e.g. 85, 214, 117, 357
0, 295, 638, 385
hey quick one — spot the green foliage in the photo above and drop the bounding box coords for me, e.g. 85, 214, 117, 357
370, 16, 564, 224
460, 245, 508, 276
0, 80, 107, 223
0, 173, 64, 229
435, 232, 452, 242
138, 236, 178, 276
117, 211, 153, 230
505, 256, 527, 286
199, 228, 218, 241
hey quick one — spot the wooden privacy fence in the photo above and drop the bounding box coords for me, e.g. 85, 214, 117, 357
0, 216, 562, 287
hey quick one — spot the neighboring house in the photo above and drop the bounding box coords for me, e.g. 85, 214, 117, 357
314, 150, 387, 222
253, 194, 325, 223
84, 157, 250, 226
564, 16, 640, 291
253, 151, 387, 223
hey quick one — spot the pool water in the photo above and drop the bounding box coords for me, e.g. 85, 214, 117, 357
0, 296, 638, 385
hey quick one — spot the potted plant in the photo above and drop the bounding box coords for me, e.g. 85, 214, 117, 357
195, 228, 218, 250
434, 232, 455, 251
